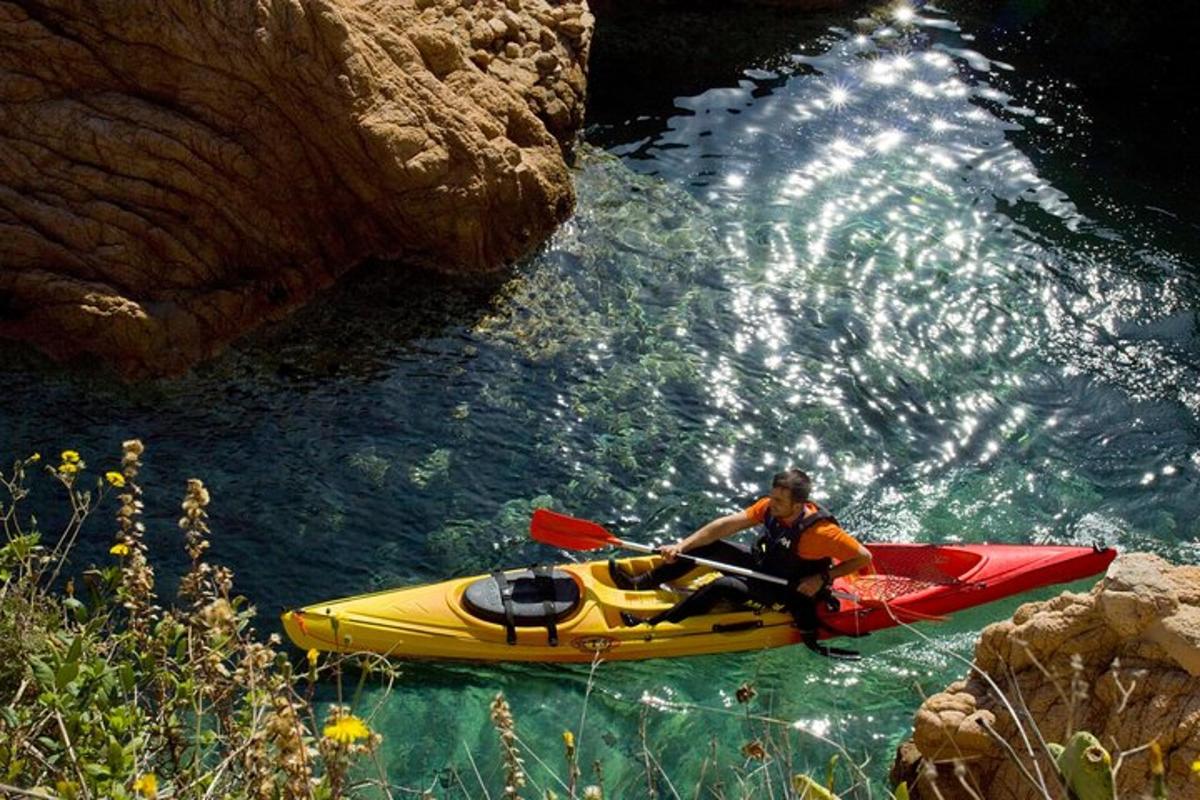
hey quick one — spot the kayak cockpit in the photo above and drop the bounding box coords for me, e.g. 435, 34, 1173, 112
461, 567, 582, 635
868, 545, 982, 584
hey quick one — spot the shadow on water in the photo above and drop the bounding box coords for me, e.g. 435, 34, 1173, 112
206, 260, 512, 389
0, 257, 509, 393
938, 0, 1200, 252
586, 1, 871, 153
0, 257, 526, 604
588, 0, 1200, 256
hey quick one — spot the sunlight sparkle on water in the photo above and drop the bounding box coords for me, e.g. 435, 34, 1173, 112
640, 692, 684, 714
871, 128, 905, 153
867, 58, 900, 85
930, 116, 952, 133
922, 50, 954, 69
892, 3, 916, 23
908, 79, 937, 99
943, 230, 966, 250
938, 77, 970, 99
842, 460, 878, 486
793, 718, 832, 738
703, 445, 737, 483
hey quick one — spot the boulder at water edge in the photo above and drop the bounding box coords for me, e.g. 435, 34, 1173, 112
0, 0, 592, 376
891, 552, 1200, 800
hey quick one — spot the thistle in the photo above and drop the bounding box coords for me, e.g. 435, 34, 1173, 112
178, 478, 213, 605
113, 439, 158, 640
491, 692, 526, 799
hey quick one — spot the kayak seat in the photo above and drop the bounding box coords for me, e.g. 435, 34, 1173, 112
463, 568, 581, 627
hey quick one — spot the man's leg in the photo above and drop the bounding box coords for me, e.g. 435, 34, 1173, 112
611, 541, 755, 589
623, 575, 754, 626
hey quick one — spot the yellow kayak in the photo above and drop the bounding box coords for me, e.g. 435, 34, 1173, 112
281, 543, 1116, 662
283, 556, 807, 662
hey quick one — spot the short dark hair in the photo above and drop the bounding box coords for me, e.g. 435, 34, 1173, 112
772, 469, 811, 503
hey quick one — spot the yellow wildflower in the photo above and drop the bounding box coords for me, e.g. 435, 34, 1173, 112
105, 471, 126, 487
61, 450, 81, 463
110, 543, 130, 556
28, 452, 40, 463
1192, 758, 1200, 774
563, 730, 575, 756
1150, 741, 1164, 777
323, 715, 371, 744
132, 773, 158, 798
307, 648, 320, 668
58, 463, 79, 476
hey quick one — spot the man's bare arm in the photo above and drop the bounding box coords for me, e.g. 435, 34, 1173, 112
829, 545, 872, 579
660, 512, 756, 562
794, 544, 872, 596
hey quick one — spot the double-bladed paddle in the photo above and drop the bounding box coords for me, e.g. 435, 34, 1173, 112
530, 507, 858, 601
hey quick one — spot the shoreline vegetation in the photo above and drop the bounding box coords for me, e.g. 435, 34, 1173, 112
0, 442, 1186, 799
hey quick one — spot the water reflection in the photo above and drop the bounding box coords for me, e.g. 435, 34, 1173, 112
586, 4, 1198, 546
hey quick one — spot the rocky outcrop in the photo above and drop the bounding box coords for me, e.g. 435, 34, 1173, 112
892, 553, 1200, 800
0, 0, 592, 376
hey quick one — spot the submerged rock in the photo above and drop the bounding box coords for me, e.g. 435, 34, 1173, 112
891, 553, 1200, 800
0, 0, 591, 376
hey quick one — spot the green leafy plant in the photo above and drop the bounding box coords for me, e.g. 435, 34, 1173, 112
0, 442, 390, 799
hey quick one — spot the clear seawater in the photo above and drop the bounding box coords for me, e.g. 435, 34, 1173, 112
2, 0, 1197, 795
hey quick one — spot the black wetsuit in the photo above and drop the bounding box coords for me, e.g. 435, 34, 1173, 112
634, 505, 838, 627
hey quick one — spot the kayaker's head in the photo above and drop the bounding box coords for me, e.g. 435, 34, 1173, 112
769, 469, 812, 519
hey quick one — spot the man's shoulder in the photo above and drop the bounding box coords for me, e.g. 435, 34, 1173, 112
808, 518, 861, 544
743, 497, 770, 521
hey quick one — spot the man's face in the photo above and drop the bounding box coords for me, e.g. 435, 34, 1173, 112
768, 486, 802, 518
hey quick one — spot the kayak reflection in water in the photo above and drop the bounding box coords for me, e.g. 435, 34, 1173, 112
613, 469, 872, 638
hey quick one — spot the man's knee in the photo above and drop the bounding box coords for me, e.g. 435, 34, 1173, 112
710, 576, 750, 595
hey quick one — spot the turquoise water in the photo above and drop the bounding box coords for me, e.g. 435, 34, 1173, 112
3, 0, 1198, 795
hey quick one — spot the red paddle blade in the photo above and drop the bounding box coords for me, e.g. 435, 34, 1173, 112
530, 509, 621, 551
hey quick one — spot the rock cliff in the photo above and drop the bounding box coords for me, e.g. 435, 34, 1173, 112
0, 0, 592, 375
892, 552, 1200, 799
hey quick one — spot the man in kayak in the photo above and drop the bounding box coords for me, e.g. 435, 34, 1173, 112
611, 469, 871, 636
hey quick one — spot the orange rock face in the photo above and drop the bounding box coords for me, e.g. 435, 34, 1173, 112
892, 553, 1200, 800
0, 0, 591, 375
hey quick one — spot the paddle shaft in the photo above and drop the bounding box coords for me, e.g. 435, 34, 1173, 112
615, 538, 855, 602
